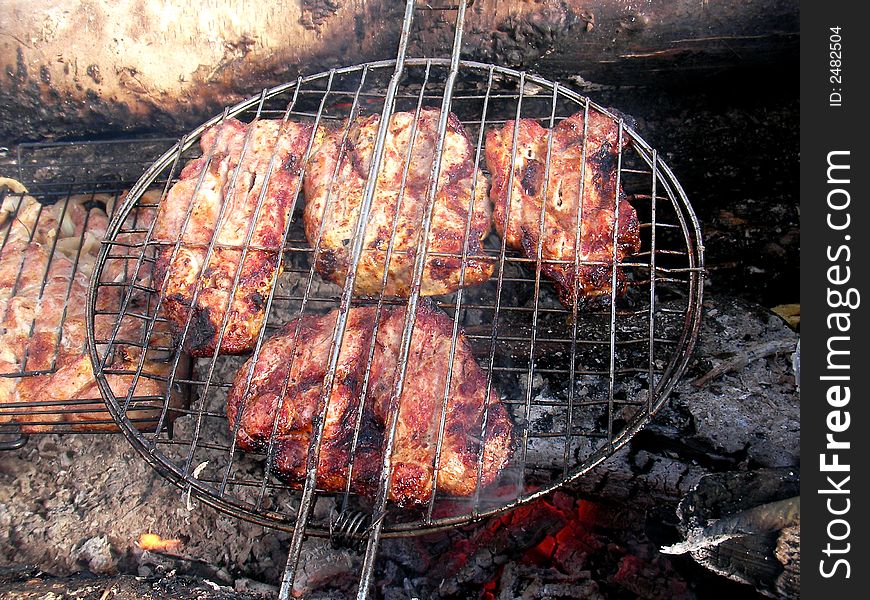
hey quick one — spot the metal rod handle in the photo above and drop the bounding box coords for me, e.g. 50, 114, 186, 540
278, 1, 420, 598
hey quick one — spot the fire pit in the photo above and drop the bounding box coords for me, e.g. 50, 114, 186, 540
0, 291, 798, 599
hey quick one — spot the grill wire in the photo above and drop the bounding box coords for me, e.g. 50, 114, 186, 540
0, 139, 179, 448
86, 2, 703, 597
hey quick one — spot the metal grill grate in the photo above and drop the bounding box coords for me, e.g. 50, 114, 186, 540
0, 138, 181, 444
88, 60, 703, 527
87, 2, 703, 597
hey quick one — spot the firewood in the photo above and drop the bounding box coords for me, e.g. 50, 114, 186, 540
0, 0, 798, 142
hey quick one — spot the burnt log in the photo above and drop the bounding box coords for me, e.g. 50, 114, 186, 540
0, 0, 405, 143
416, 0, 799, 84
663, 470, 800, 599
0, 0, 798, 143
0, 567, 269, 599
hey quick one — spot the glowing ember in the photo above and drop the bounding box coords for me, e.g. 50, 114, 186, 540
137, 532, 182, 553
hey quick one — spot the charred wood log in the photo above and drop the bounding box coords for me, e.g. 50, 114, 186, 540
0, 0, 798, 143
663, 469, 800, 599
416, 0, 799, 84
0, 566, 269, 599
0, 0, 405, 143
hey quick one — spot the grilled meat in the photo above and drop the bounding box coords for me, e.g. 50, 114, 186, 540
485, 110, 641, 306
0, 196, 99, 371
10, 320, 177, 434
227, 302, 513, 505
152, 117, 315, 356
303, 108, 493, 297
0, 194, 182, 433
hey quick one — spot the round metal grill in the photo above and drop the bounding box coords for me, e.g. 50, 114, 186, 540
88, 5, 703, 598
87, 56, 703, 530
